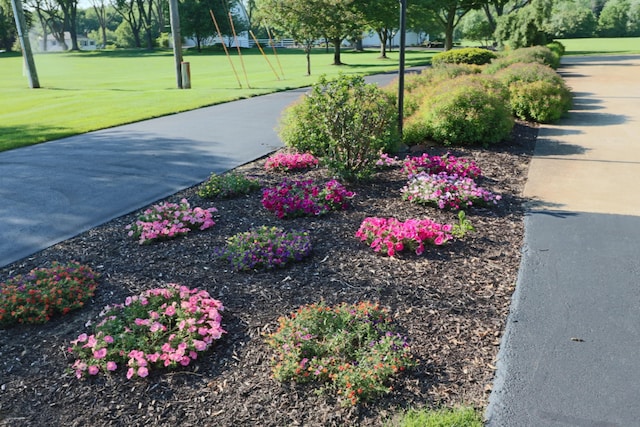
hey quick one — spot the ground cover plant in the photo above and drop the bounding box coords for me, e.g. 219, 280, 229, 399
264, 152, 319, 172
0, 262, 99, 326
197, 172, 261, 199
0, 119, 537, 426
261, 178, 355, 218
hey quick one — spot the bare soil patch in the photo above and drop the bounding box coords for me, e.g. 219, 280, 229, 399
0, 122, 536, 427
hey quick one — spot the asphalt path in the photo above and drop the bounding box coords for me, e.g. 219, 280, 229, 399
486, 55, 640, 426
0, 70, 409, 268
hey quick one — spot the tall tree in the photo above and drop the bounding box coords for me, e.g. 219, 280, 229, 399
0, 0, 16, 51
28, 0, 66, 50
56, 0, 79, 49
321, 0, 364, 64
597, 0, 630, 36
90, 0, 111, 47
255, 0, 323, 74
111, 0, 143, 47
181, 0, 241, 52
482, 0, 532, 32
421, 0, 487, 50
494, 0, 552, 48
357, 0, 399, 58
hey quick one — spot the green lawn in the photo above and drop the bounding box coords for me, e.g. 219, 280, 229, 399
1, 48, 434, 152
557, 37, 640, 56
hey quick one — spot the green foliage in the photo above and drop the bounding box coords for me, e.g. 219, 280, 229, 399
432, 47, 497, 66
484, 45, 560, 74
451, 211, 475, 238
404, 75, 513, 147
0, 262, 99, 326
546, 40, 565, 57
597, 0, 630, 37
493, 62, 565, 87
548, 2, 597, 38
392, 406, 483, 427
197, 172, 260, 199
266, 301, 415, 406
494, 0, 552, 49
279, 74, 399, 181
509, 80, 573, 123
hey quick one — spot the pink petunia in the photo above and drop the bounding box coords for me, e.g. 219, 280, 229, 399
106, 361, 118, 371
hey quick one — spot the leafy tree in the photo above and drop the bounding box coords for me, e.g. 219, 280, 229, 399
318, 0, 364, 65
482, 0, 532, 32
495, 0, 552, 48
0, 0, 16, 51
181, 0, 242, 52
420, 0, 487, 50
406, 1, 444, 41
56, 0, 80, 50
460, 9, 494, 45
357, 0, 399, 58
628, 0, 640, 36
548, 0, 596, 38
597, 0, 629, 37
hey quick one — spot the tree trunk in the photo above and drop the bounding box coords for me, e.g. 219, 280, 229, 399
444, 5, 456, 51
332, 38, 342, 65
377, 29, 387, 58
305, 46, 311, 75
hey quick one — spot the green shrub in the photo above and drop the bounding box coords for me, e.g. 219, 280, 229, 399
404, 75, 512, 146
197, 172, 260, 199
484, 45, 560, 74
279, 74, 399, 181
431, 47, 497, 66
392, 406, 483, 427
546, 40, 565, 57
494, 62, 565, 87
509, 80, 573, 122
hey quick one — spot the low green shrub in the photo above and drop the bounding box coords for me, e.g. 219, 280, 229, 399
509, 80, 573, 122
404, 75, 513, 146
546, 40, 565, 57
493, 62, 565, 87
392, 406, 483, 427
431, 47, 496, 66
279, 74, 399, 181
197, 172, 260, 199
484, 45, 560, 74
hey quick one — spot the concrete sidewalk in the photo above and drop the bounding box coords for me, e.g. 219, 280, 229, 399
0, 72, 403, 268
486, 55, 640, 426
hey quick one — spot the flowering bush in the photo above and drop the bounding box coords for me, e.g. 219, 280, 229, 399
401, 172, 501, 210
261, 179, 355, 219
402, 153, 482, 179
0, 262, 99, 326
126, 199, 217, 244
216, 226, 312, 271
375, 153, 402, 168
266, 301, 414, 406
355, 217, 453, 257
264, 152, 319, 172
68, 283, 225, 379
197, 172, 260, 199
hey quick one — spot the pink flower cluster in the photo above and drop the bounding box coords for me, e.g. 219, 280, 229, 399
126, 198, 217, 244
401, 172, 501, 210
68, 284, 225, 379
355, 217, 453, 257
261, 179, 355, 219
402, 153, 482, 179
375, 153, 401, 168
264, 152, 319, 172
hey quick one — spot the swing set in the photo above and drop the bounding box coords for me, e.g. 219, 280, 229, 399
209, 8, 285, 89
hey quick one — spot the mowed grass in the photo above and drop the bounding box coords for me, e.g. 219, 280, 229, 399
559, 37, 640, 56
0, 48, 434, 152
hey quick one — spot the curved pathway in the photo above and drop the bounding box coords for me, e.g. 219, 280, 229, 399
486, 55, 640, 426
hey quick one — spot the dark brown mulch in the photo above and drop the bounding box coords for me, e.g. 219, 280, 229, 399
0, 122, 536, 427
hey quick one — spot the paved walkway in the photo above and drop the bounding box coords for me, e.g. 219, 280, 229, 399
486, 55, 640, 426
0, 72, 402, 268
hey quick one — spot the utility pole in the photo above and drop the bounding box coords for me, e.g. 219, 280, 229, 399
11, 0, 40, 88
397, 0, 407, 138
168, 0, 183, 89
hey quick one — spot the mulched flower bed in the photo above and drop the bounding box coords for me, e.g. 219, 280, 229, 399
0, 121, 536, 427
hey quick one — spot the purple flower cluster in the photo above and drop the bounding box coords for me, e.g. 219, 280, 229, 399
126, 198, 217, 244
216, 226, 312, 271
264, 152, 319, 172
402, 152, 482, 179
68, 284, 225, 379
401, 172, 501, 210
355, 217, 453, 257
261, 179, 355, 219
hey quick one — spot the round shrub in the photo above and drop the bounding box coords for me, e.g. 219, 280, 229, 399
279, 74, 399, 181
509, 80, 573, 123
404, 75, 513, 146
546, 40, 565, 57
431, 47, 497, 66
197, 172, 260, 199
0, 262, 99, 326
484, 46, 560, 74
266, 301, 415, 406
494, 62, 565, 87
68, 284, 225, 379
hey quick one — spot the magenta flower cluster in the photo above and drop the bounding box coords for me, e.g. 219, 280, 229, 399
261, 179, 355, 219
68, 284, 225, 379
355, 217, 453, 257
401, 172, 501, 210
126, 198, 217, 244
402, 153, 482, 179
264, 152, 319, 172
375, 153, 402, 168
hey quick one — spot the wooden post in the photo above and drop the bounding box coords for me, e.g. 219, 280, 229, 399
10, 0, 39, 88
168, 0, 183, 89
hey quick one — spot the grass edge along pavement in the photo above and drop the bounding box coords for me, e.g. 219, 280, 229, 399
0, 48, 435, 153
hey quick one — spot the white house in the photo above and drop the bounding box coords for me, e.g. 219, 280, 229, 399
34, 32, 97, 52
